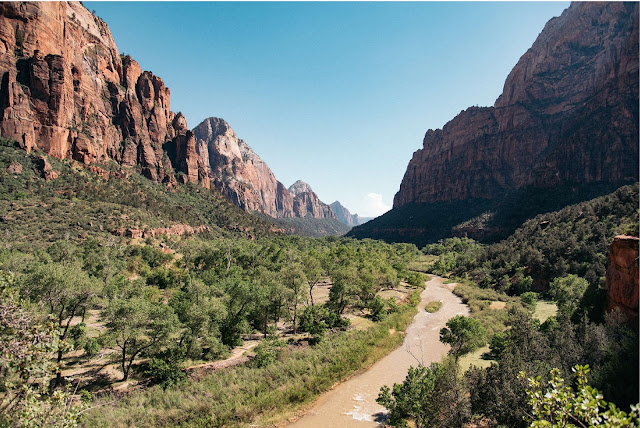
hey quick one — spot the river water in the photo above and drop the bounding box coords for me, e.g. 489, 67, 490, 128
287, 275, 468, 427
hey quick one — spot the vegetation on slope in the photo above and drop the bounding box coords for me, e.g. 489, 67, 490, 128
373, 184, 639, 427
348, 182, 634, 246
0, 139, 278, 249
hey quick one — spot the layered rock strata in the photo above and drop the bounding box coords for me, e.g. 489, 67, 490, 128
394, 2, 638, 207
0, 2, 336, 221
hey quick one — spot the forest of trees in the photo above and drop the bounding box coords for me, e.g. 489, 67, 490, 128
375, 184, 639, 427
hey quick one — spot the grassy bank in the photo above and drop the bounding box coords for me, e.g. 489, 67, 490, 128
81, 292, 421, 427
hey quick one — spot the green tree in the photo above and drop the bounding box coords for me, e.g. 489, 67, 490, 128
0, 271, 85, 426
522, 365, 640, 427
21, 262, 101, 383
103, 297, 178, 381
549, 275, 589, 317
377, 359, 466, 428
439, 315, 486, 362
283, 263, 307, 334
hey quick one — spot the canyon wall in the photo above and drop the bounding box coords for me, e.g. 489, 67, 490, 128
394, 2, 638, 207
0, 2, 336, 221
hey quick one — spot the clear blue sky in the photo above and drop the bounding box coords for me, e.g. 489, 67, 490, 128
88, 1, 569, 217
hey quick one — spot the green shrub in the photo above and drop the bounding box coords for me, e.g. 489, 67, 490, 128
520, 291, 538, 311
425, 301, 442, 313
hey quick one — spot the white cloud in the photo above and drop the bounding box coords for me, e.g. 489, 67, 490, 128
360, 193, 391, 217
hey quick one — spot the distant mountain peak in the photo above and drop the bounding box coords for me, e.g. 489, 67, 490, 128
330, 201, 373, 227
289, 180, 314, 196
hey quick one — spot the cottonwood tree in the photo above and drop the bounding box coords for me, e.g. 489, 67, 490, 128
283, 263, 307, 334
218, 277, 257, 346
439, 315, 486, 363
549, 274, 589, 317
302, 254, 323, 306
103, 297, 178, 381
21, 262, 101, 384
377, 359, 466, 428
328, 264, 358, 315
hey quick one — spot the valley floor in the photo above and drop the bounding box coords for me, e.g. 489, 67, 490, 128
287, 275, 468, 427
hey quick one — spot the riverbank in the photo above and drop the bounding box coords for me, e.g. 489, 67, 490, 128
80, 287, 423, 427
286, 275, 468, 427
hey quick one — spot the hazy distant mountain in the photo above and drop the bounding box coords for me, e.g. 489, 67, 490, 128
330, 201, 373, 227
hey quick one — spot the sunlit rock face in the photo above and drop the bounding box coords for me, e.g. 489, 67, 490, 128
192, 118, 335, 219
0, 2, 195, 182
394, 2, 638, 207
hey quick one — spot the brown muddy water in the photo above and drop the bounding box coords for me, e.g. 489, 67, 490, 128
287, 275, 468, 427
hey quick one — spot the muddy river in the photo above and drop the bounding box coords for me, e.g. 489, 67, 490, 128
287, 275, 468, 427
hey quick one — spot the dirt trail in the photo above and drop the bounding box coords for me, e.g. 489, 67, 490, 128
287, 275, 468, 427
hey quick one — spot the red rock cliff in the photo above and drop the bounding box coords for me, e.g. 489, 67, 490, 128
0, 2, 189, 182
192, 118, 336, 219
394, 2, 638, 207
605, 235, 639, 321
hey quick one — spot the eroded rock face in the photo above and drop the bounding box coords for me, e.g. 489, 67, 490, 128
0, 2, 183, 181
394, 2, 638, 207
605, 235, 639, 322
192, 117, 335, 219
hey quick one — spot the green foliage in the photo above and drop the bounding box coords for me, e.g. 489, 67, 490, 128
426, 184, 638, 295
377, 359, 468, 428
252, 337, 286, 368
102, 296, 179, 381
0, 270, 85, 427
440, 315, 486, 361
368, 295, 387, 321
145, 350, 186, 390
522, 365, 640, 427
81, 301, 420, 427
425, 301, 442, 313
521, 292, 538, 312
549, 275, 589, 318
83, 337, 100, 357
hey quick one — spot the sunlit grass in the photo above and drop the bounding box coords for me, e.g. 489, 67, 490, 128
533, 300, 557, 322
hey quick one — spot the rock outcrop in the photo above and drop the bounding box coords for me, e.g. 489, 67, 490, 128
0, 1, 192, 183
605, 235, 639, 322
0, 2, 341, 224
330, 201, 372, 227
192, 117, 336, 220
114, 224, 210, 239
394, 2, 638, 207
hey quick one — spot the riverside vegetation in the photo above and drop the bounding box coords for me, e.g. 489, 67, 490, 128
0, 143, 426, 427
374, 184, 639, 427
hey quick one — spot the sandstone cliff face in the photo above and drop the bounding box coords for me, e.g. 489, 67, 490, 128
0, 2, 188, 182
605, 235, 639, 322
394, 2, 638, 207
192, 118, 336, 219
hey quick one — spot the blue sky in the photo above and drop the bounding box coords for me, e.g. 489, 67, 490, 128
89, 1, 569, 217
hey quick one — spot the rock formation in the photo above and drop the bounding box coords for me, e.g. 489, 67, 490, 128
605, 235, 639, 322
393, 2, 638, 207
330, 201, 372, 227
192, 117, 336, 219
0, 1, 190, 183
0, 2, 339, 224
